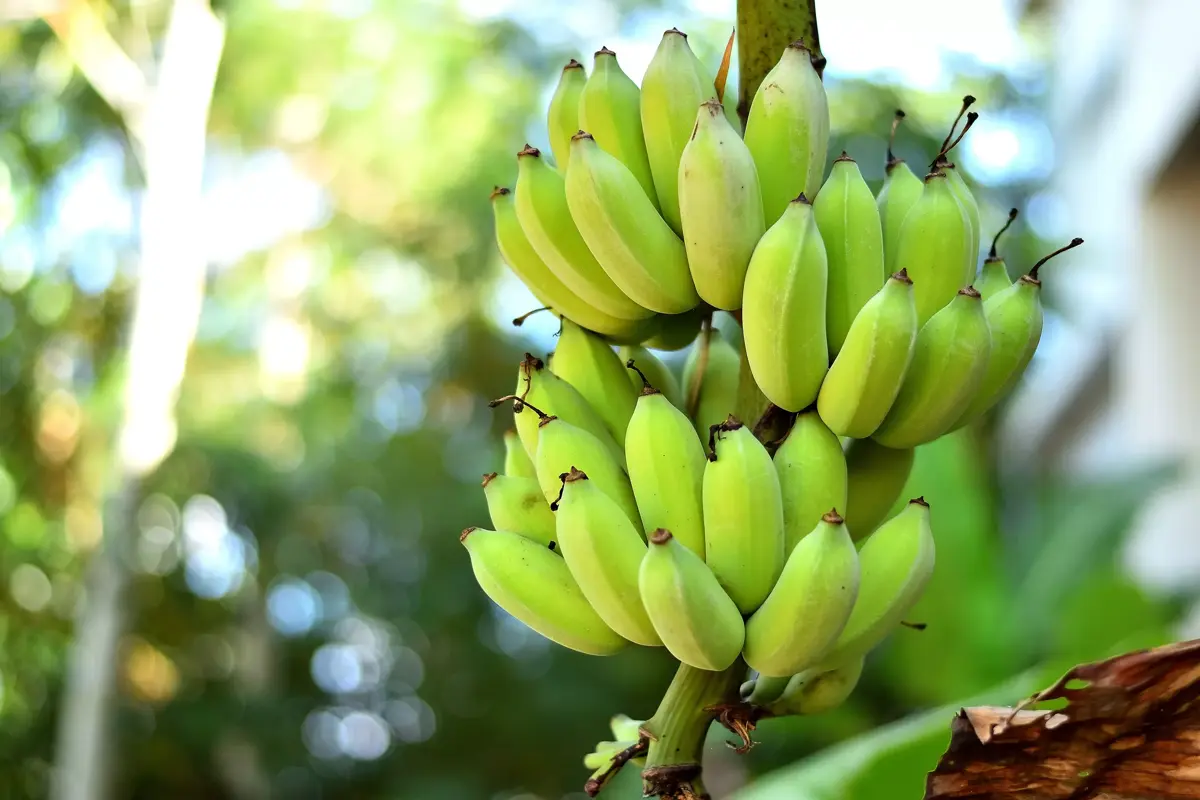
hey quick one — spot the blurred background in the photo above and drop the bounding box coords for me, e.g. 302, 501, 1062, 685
0, 0, 1196, 798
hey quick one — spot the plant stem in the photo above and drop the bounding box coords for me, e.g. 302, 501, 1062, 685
736, 0, 823, 124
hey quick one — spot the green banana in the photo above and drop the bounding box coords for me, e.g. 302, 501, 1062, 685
482, 471, 556, 547
814, 153, 885, 356
565, 132, 699, 314
741, 674, 791, 706
893, 171, 971, 326
547, 59, 586, 169
934, 98, 981, 279
742, 194, 829, 412
877, 111, 923, 275
492, 186, 653, 342
619, 345, 683, 409
511, 353, 624, 467
872, 287, 991, 448
578, 47, 658, 206
555, 469, 661, 646
682, 327, 740, 439
641, 28, 718, 235
765, 657, 864, 716
643, 307, 704, 351
513, 147, 652, 321
624, 361, 707, 558
461, 526, 626, 656
678, 99, 765, 310
553, 318, 638, 442
816, 270, 918, 439
975, 208, 1018, 302
703, 417, 785, 613
775, 410, 848, 555
743, 40, 829, 225
844, 437, 915, 541
819, 498, 935, 667
743, 510, 860, 677
503, 428, 537, 479
954, 238, 1084, 427
638, 528, 745, 670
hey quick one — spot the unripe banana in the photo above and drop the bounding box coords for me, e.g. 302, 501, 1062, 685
624, 362, 707, 558
555, 469, 661, 646
819, 499, 935, 667
619, 345, 683, 409
742, 195, 829, 412
703, 417, 785, 613
872, 287, 991, 449
894, 171, 971, 326
741, 674, 791, 706
514, 147, 652, 322
565, 133, 699, 314
844, 438, 915, 541
638, 528, 745, 670
682, 328, 740, 439
944, 162, 981, 280
743, 511, 859, 677
765, 657, 864, 716
547, 60, 587, 169
878, 162, 923, 275
511, 353, 624, 467
492, 187, 653, 342
503, 428, 537, 479
816, 270, 918, 439
641, 28, 718, 235
678, 100, 765, 310
743, 40, 829, 225
643, 307, 704, 351
461, 526, 626, 656
553, 319, 638, 442
775, 410, 848, 554
975, 208, 1018, 302
579, 47, 658, 206
814, 154, 886, 356
482, 472, 556, 547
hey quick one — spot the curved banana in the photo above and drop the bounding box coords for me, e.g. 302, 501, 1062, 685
511, 353, 624, 467
872, 287, 991, 449
878, 164, 922, 275
624, 362, 708, 558
743, 40, 829, 225
844, 438, 915, 541
547, 59, 587, 169
819, 498, 935, 667
461, 527, 625, 656
775, 410, 848, 555
483, 472, 556, 547
503, 428, 537, 479
703, 417, 786, 613
814, 153, 885, 356
513, 147, 652, 321
741, 674, 791, 706
742, 194, 829, 412
641, 28, 718, 234
579, 47, 658, 206
682, 327, 740, 439
743, 511, 860, 677
816, 270, 918, 439
619, 345, 684, 409
553, 319, 638, 442
565, 133, 699, 314
944, 162, 981, 282
765, 657, 864, 716
894, 171, 971, 326
643, 307, 704, 351
638, 528, 745, 670
975, 208, 1018, 302
555, 469, 661, 646
678, 100, 765, 310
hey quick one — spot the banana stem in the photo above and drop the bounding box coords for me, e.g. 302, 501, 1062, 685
736, 0, 822, 123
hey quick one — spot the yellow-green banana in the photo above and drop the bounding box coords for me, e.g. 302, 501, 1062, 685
678, 100, 765, 310
565, 133, 699, 314
872, 287, 991, 448
511, 353, 623, 466
975, 208, 1018, 302
814, 154, 885, 356
819, 499, 935, 667
624, 361, 707, 558
765, 657, 864, 716
894, 171, 971, 326
555, 469, 661, 646
553, 319, 637, 442
743, 511, 860, 677
641, 28, 718, 235
775, 410, 848, 555
638, 528, 745, 670
816, 270, 918, 439
877, 111, 923, 275
743, 40, 829, 225
547, 59, 586, 169
703, 418, 785, 613
579, 47, 658, 206
482, 472, 556, 547
619, 345, 683, 409
682, 328, 740, 439
944, 161, 981, 279
461, 526, 625, 656
503, 428, 537, 479
514, 147, 652, 321
643, 307, 704, 351
742, 194, 829, 412
844, 438, 914, 541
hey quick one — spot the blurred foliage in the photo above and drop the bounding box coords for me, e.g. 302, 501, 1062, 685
0, 1, 1189, 799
